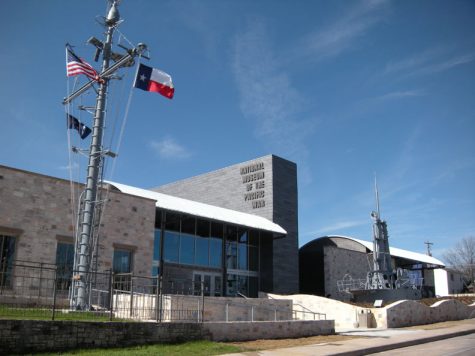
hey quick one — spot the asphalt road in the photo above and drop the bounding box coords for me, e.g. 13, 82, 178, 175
368, 333, 475, 356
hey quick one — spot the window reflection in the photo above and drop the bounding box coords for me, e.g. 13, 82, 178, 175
113, 249, 132, 273
209, 238, 222, 267
226, 241, 237, 269
153, 210, 264, 297
195, 236, 209, 266
55, 242, 74, 291
180, 233, 194, 265
238, 243, 247, 270
164, 231, 179, 263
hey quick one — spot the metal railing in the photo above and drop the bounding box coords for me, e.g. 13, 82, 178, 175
266, 294, 326, 320
0, 261, 327, 323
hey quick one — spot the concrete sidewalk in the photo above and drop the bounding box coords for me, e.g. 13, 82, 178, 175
224, 319, 475, 356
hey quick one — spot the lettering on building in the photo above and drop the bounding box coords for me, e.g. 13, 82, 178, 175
240, 162, 266, 209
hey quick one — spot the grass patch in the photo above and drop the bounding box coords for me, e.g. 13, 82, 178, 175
0, 307, 117, 322
35, 340, 243, 355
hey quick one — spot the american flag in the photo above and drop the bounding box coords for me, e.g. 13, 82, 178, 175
66, 45, 99, 81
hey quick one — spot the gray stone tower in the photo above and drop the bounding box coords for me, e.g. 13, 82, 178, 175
153, 154, 299, 294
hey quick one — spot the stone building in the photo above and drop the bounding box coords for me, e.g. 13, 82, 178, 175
0, 154, 299, 298
299, 235, 447, 301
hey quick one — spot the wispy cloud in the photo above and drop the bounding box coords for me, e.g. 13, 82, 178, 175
307, 219, 368, 236
150, 137, 191, 159
385, 49, 475, 78
294, 0, 389, 61
58, 162, 79, 171
371, 89, 426, 102
232, 21, 314, 162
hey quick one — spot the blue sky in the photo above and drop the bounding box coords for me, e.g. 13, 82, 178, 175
1, 0, 474, 260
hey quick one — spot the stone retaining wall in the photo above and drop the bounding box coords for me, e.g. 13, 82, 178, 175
204, 320, 334, 341
385, 299, 475, 328
0, 319, 334, 354
0, 320, 204, 354
268, 293, 475, 329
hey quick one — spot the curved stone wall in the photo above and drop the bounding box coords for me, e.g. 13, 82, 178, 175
267, 293, 475, 329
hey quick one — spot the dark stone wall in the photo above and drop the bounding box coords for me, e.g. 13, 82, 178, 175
0, 320, 205, 354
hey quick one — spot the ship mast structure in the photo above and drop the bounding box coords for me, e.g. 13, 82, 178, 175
64, 1, 147, 310
366, 178, 395, 290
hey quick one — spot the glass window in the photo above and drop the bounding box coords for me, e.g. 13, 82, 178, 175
153, 229, 161, 261
249, 276, 258, 297
179, 233, 195, 265
196, 219, 210, 237
181, 216, 195, 235
226, 274, 237, 296
55, 242, 74, 291
193, 274, 202, 295
195, 236, 209, 266
226, 225, 237, 242
152, 229, 161, 276
226, 241, 237, 269
238, 243, 248, 270
0, 235, 15, 287
155, 210, 163, 229
163, 231, 179, 263
165, 212, 180, 232
237, 275, 248, 296
210, 222, 223, 268
249, 230, 259, 246
204, 275, 211, 296
211, 222, 223, 239
238, 228, 248, 243
113, 249, 132, 273
209, 238, 222, 268
249, 246, 259, 271
214, 276, 222, 296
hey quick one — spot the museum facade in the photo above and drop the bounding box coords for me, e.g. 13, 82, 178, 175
0, 154, 299, 298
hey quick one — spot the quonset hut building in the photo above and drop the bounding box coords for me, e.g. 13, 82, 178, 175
0, 154, 299, 298
299, 235, 448, 301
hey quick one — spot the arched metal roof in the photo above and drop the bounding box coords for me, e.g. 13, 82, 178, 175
302, 235, 445, 267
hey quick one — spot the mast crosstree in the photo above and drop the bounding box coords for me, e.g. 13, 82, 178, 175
64, 1, 147, 310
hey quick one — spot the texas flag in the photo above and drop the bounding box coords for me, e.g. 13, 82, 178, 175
134, 63, 174, 99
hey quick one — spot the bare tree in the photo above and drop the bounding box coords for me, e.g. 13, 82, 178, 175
443, 236, 475, 290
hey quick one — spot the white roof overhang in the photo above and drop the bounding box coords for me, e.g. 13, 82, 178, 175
326, 235, 445, 267
105, 181, 286, 235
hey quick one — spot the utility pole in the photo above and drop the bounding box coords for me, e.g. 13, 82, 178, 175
424, 241, 433, 257
65, 1, 147, 310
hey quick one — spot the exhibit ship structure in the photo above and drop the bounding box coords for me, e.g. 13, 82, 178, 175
63, 0, 173, 310
337, 180, 423, 302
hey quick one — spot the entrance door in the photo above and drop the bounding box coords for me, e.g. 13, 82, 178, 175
193, 272, 222, 296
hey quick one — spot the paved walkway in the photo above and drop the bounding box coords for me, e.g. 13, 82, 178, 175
225, 319, 475, 356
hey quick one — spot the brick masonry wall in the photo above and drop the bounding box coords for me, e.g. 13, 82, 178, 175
153, 155, 299, 294
0, 165, 156, 276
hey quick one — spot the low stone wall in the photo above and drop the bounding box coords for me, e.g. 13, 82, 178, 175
385, 299, 475, 328
0, 319, 335, 354
267, 293, 475, 329
204, 320, 334, 341
0, 320, 205, 354
113, 294, 293, 322
267, 293, 364, 329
